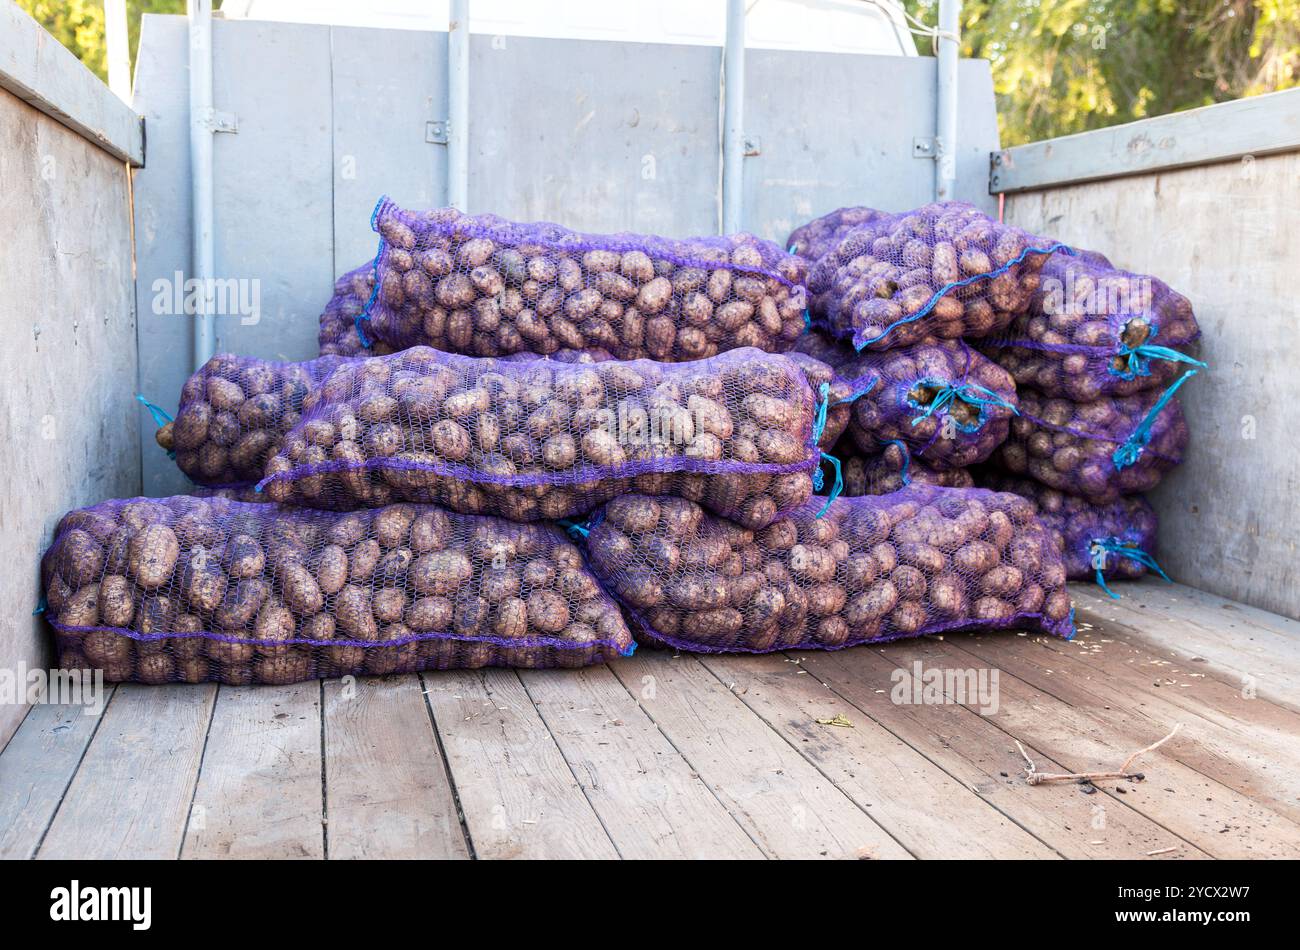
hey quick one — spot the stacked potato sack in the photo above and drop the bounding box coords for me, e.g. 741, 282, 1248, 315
577, 486, 1074, 653
973, 249, 1203, 594
974, 472, 1165, 598
355, 197, 809, 361
42, 495, 635, 684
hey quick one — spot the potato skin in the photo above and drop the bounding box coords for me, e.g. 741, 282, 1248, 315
584, 485, 1074, 652
42, 496, 634, 684
263, 346, 820, 530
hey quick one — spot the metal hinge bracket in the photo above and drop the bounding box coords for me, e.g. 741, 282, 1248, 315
426, 120, 450, 145
196, 108, 238, 134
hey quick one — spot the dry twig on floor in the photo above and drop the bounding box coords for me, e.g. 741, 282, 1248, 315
1015, 724, 1183, 786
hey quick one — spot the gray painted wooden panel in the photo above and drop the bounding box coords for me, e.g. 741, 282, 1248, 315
467, 34, 722, 235
743, 52, 999, 243
993, 88, 1300, 193
330, 26, 447, 276
0, 90, 140, 747
1005, 153, 1300, 620
0, 1, 144, 165
133, 14, 195, 499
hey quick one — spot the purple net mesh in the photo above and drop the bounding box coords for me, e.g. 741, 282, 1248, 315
807, 202, 1069, 351
258, 346, 823, 530
843, 338, 1019, 471
835, 434, 974, 497
785, 206, 891, 265
357, 197, 809, 361
981, 249, 1203, 401
161, 353, 348, 489
581, 486, 1074, 654
42, 495, 635, 684
317, 263, 397, 358
975, 472, 1158, 582
992, 379, 1191, 504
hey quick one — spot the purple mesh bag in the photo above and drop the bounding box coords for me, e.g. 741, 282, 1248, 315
578, 486, 1074, 654
785, 206, 891, 264
992, 371, 1196, 504
357, 197, 809, 361
259, 346, 825, 530
42, 495, 635, 685
981, 250, 1204, 401
975, 471, 1163, 594
160, 353, 348, 489
843, 338, 1019, 471
807, 202, 1070, 351
318, 263, 397, 357
836, 434, 974, 497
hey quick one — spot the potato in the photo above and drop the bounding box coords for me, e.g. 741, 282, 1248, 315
261, 346, 820, 530
42, 496, 634, 683
805, 202, 1058, 350
583, 485, 1074, 652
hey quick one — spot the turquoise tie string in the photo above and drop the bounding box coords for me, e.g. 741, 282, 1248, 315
881, 438, 911, 485
909, 382, 1018, 430
810, 382, 831, 447
1090, 537, 1172, 599
1112, 368, 1198, 470
815, 451, 843, 518
557, 518, 590, 540
137, 394, 177, 460
1118, 342, 1207, 378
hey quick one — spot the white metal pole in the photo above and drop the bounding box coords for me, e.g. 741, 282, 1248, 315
934, 0, 960, 201
447, 0, 470, 211
721, 0, 745, 234
104, 0, 131, 102
188, 0, 216, 369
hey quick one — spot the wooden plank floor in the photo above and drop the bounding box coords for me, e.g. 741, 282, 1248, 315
3, 578, 1298, 860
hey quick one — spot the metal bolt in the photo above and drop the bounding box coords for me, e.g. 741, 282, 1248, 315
33, 325, 41, 340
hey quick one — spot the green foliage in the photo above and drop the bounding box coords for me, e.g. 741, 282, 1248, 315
16, 0, 190, 84
905, 0, 1300, 145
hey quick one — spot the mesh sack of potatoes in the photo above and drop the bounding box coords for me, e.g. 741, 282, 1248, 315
981, 250, 1204, 401
836, 433, 974, 496
974, 471, 1161, 589
785, 206, 891, 265
844, 338, 1019, 471
356, 197, 809, 361
258, 346, 824, 530
579, 486, 1074, 653
317, 263, 402, 358
41, 495, 635, 685
157, 353, 349, 489
992, 371, 1195, 504
807, 201, 1069, 351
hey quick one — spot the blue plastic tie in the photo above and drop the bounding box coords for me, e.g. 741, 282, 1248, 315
354, 194, 391, 350
909, 381, 1017, 431
1090, 538, 1172, 600
809, 382, 831, 448
137, 394, 177, 459
1117, 342, 1207, 379
836, 374, 880, 406
1112, 368, 1198, 470
852, 242, 1075, 350
557, 518, 590, 540
33, 597, 47, 616
882, 438, 911, 485
814, 451, 843, 518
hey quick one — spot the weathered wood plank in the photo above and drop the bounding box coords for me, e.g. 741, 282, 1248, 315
0, 690, 114, 859
899, 635, 1300, 858
518, 666, 765, 859
38, 684, 216, 859
992, 88, 1300, 193
182, 683, 324, 859
699, 653, 1059, 859
1072, 581, 1300, 710
324, 675, 468, 860
954, 631, 1300, 825
423, 668, 619, 860
794, 647, 1206, 859
608, 652, 911, 859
